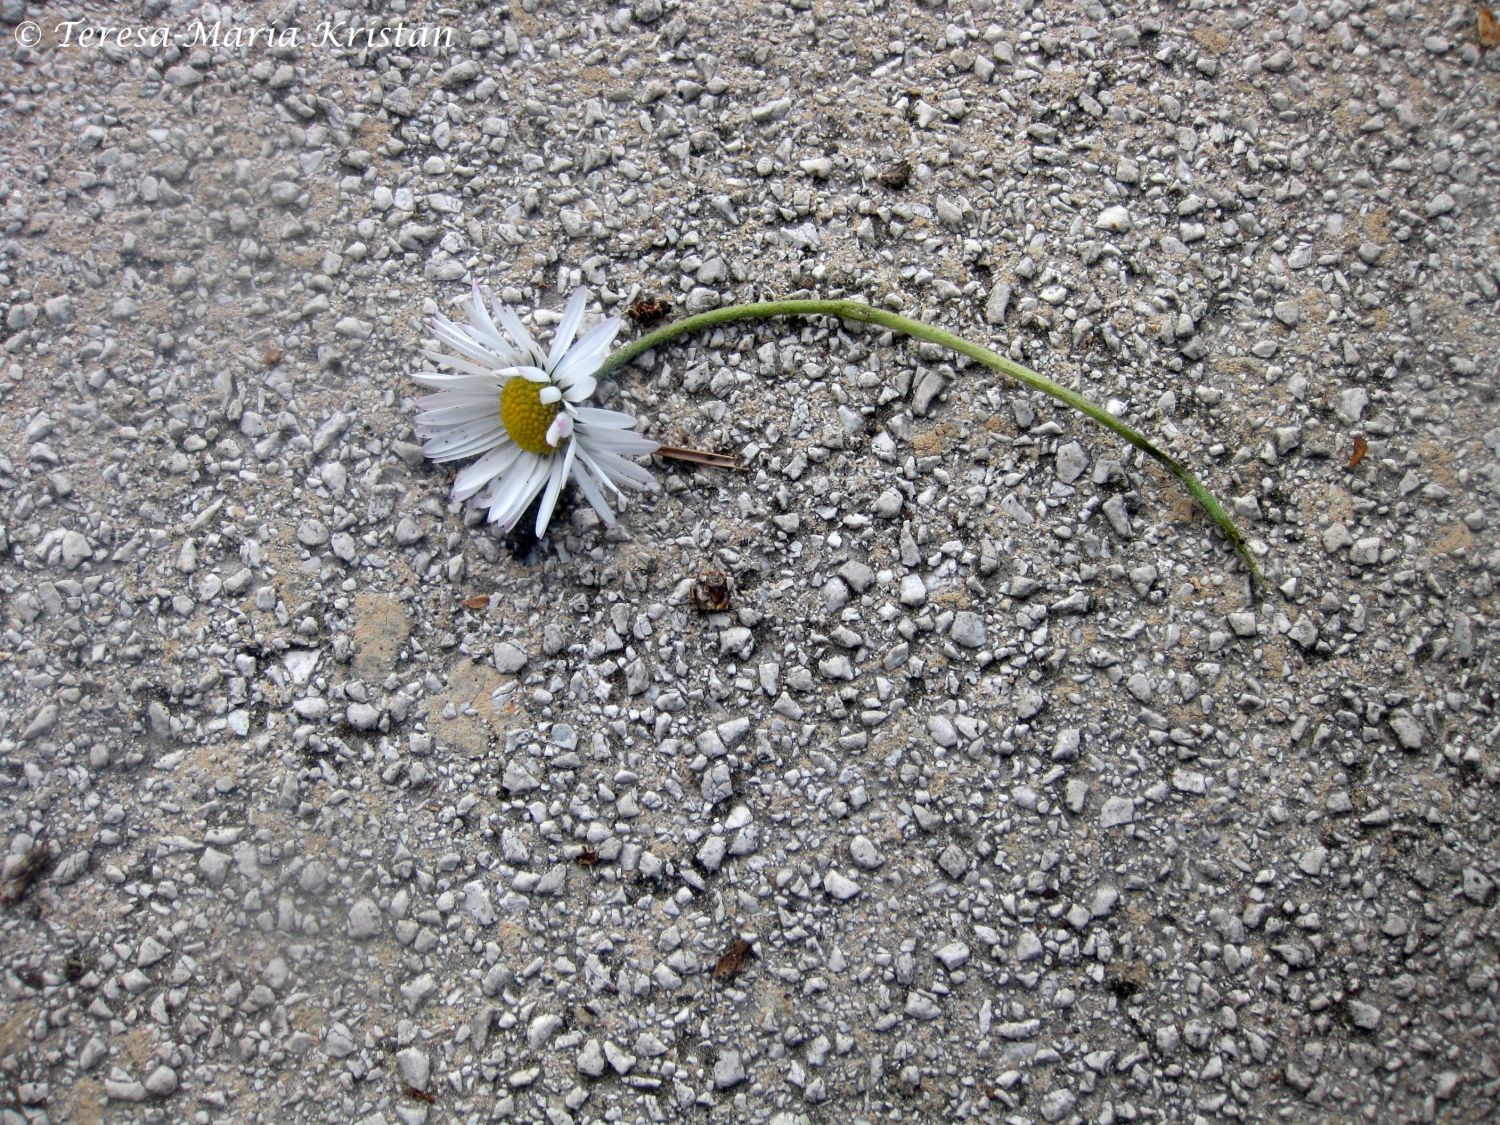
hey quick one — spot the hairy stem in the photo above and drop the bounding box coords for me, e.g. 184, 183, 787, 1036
600, 298, 1262, 589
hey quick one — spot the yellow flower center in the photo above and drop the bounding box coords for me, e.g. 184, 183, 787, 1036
499, 377, 560, 455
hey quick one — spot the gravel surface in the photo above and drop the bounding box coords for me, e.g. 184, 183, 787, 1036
2, 1, 1497, 1122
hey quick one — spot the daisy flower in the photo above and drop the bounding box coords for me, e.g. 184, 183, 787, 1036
412, 283, 660, 536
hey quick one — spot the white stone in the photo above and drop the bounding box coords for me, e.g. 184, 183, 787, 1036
823, 870, 861, 900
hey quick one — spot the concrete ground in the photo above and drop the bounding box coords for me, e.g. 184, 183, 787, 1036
1, 1, 1496, 1122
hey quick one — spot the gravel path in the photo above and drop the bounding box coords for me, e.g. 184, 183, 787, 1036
2, 1, 1497, 1122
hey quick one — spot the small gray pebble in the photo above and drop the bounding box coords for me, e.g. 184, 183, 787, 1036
345, 703, 380, 730
164, 64, 203, 88
985, 282, 1012, 324
1055, 441, 1089, 483
1337, 387, 1369, 424
493, 642, 529, 673
1389, 712, 1425, 750
347, 898, 383, 939
874, 488, 904, 518
1041, 1090, 1077, 1122
1065, 780, 1089, 814
904, 991, 942, 1020
1016, 932, 1044, 961
104, 1079, 147, 1102
934, 941, 970, 969
527, 1013, 562, 1049
137, 936, 170, 967
577, 1039, 606, 1077
296, 519, 329, 547
1054, 728, 1081, 760
1461, 868, 1495, 906
1101, 495, 1133, 538
824, 870, 861, 900
702, 762, 733, 806
604, 1041, 637, 1075
696, 836, 727, 872
396, 1047, 430, 1091
60, 531, 92, 569
850, 835, 883, 869
912, 370, 946, 416
200, 848, 231, 887
937, 844, 970, 879
713, 1051, 746, 1089
1347, 1000, 1382, 1030
837, 560, 875, 592
949, 611, 987, 649
143, 1065, 178, 1096
821, 578, 850, 611
464, 880, 497, 926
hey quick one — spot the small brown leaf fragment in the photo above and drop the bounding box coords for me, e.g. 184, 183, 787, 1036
403, 1087, 438, 1104
575, 846, 599, 866
877, 160, 912, 189
692, 568, 731, 613
713, 938, 754, 980
0, 846, 52, 907
463, 594, 490, 611
625, 298, 671, 325
1479, 5, 1500, 49
1347, 435, 1367, 470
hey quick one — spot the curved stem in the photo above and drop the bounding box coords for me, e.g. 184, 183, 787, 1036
600, 299, 1263, 589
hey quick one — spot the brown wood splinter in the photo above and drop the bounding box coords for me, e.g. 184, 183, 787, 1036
654, 444, 740, 470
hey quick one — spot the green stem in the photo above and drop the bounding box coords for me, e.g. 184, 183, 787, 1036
600, 299, 1263, 589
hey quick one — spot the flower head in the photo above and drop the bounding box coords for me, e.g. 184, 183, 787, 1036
412, 284, 660, 536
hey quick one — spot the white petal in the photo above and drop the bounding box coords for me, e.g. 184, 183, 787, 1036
552, 318, 620, 386
483, 454, 547, 528
561, 374, 597, 404
497, 458, 554, 530
464, 281, 512, 359
535, 439, 577, 536
569, 456, 617, 526
428, 315, 495, 359
411, 372, 500, 392
545, 413, 573, 448
572, 406, 642, 429
496, 305, 544, 366
429, 317, 509, 368
420, 393, 501, 417
576, 426, 660, 455
416, 401, 499, 426
539, 385, 562, 404
423, 422, 507, 462
416, 390, 497, 409
547, 289, 589, 371
451, 442, 523, 501
422, 349, 501, 379
573, 445, 628, 499
582, 446, 658, 491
